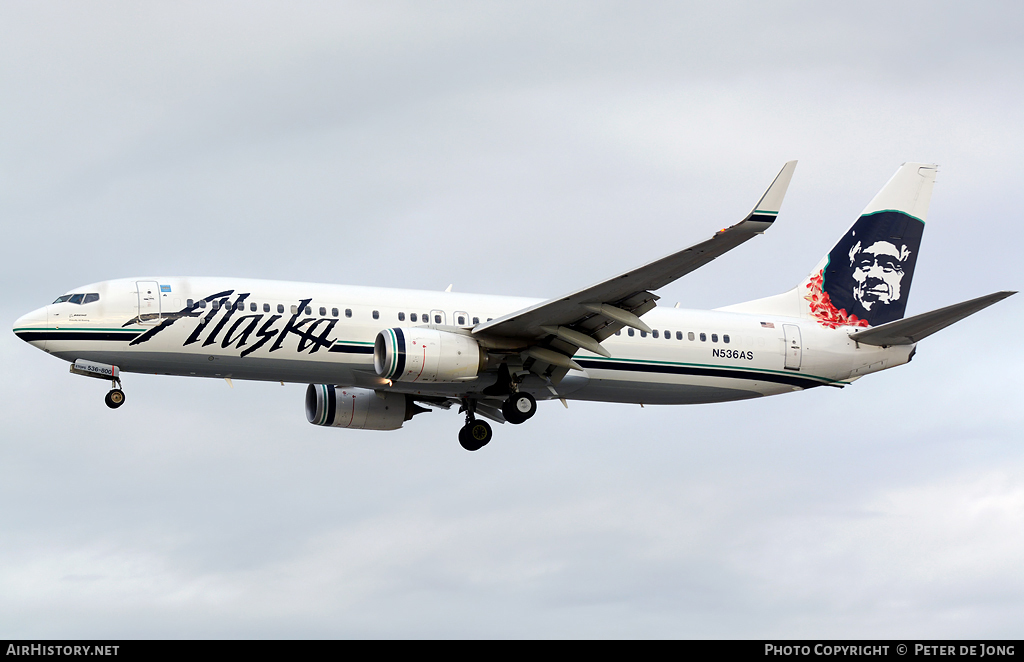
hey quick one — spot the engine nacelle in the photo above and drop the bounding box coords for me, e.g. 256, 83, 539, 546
374, 327, 483, 383
305, 384, 411, 430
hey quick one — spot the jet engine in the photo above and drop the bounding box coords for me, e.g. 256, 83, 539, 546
305, 384, 424, 430
374, 328, 484, 383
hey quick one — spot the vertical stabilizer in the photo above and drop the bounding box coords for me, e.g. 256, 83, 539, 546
719, 163, 938, 328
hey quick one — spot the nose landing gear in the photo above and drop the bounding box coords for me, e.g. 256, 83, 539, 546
69, 359, 126, 410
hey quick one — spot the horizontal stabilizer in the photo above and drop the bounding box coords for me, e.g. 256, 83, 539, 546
848, 291, 1016, 346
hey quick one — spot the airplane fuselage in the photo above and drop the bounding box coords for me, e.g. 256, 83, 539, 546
14, 276, 912, 406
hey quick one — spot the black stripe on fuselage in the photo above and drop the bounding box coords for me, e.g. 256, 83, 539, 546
576, 359, 826, 390
328, 344, 374, 354
15, 331, 142, 342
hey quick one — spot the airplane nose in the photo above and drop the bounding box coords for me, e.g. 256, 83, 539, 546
13, 307, 48, 345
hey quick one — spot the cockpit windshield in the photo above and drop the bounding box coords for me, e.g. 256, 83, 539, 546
52, 293, 100, 305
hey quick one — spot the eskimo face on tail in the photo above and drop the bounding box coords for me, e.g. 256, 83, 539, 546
849, 239, 910, 310
823, 211, 924, 326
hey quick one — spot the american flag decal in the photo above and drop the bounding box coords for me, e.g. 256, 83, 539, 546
760, 322, 775, 328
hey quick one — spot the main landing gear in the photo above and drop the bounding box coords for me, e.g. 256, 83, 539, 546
459, 419, 492, 452
457, 391, 539, 451
502, 392, 536, 425
458, 399, 492, 452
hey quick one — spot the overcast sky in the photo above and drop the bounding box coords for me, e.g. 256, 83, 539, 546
2, 1, 1022, 638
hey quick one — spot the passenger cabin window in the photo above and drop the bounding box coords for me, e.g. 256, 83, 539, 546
213, 301, 221, 311
187, 299, 194, 308
664, 330, 670, 339
277, 304, 284, 313
688, 332, 695, 341
628, 328, 634, 337
332, 308, 339, 317
676, 331, 683, 340
304, 306, 312, 315
200, 300, 207, 309
319, 307, 326, 316
345, 309, 352, 318
290, 305, 297, 314
457, 315, 466, 325
410, 313, 417, 322
250, 302, 258, 312
264, 303, 271, 313
640, 331, 647, 338
472, 317, 479, 325
615, 330, 621, 335
373, 310, 380, 320
236, 301, 244, 310
434, 314, 441, 324
711, 334, 718, 343
398, 312, 405, 321
700, 333, 706, 342
723, 335, 730, 344
652, 330, 659, 338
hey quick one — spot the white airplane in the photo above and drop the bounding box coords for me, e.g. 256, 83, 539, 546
13, 162, 1015, 451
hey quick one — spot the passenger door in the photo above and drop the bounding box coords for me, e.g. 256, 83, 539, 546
783, 324, 802, 370
136, 281, 161, 323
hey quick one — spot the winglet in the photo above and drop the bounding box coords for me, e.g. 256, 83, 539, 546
746, 160, 797, 226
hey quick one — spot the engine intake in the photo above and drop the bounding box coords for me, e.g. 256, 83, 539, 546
374, 327, 483, 383
305, 384, 422, 430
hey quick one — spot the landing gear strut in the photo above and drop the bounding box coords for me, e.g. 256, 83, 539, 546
458, 399, 492, 451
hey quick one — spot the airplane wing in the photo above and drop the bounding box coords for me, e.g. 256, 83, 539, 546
470, 161, 797, 380
848, 291, 1016, 346
473, 161, 796, 343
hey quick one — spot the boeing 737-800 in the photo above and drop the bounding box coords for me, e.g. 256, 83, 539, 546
13, 162, 1015, 450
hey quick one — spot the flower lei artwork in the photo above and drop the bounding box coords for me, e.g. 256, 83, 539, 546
804, 269, 870, 329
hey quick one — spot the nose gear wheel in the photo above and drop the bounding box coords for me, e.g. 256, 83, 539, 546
105, 389, 125, 409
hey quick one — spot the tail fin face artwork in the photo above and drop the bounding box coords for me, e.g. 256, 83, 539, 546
800, 163, 936, 328
12, 162, 1015, 451
823, 210, 924, 326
